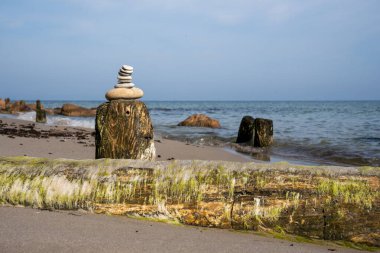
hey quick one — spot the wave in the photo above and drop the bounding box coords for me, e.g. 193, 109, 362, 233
2, 112, 95, 129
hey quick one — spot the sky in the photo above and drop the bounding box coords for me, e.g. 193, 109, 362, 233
0, 0, 379, 101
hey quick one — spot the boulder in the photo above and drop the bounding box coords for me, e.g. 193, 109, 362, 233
60, 103, 96, 117
45, 107, 62, 115
26, 103, 44, 111
95, 100, 156, 160
254, 118, 273, 147
0, 99, 5, 110
236, 116, 255, 144
5, 100, 32, 113
178, 114, 221, 128
35, 100, 47, 123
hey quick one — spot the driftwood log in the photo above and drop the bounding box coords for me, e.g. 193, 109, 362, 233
0, 157, 379, 247
95, 100, 155, 160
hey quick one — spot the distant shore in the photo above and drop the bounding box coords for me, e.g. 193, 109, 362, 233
0, 117, 250, 162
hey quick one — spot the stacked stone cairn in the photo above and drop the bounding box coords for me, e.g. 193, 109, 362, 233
105, 65, 144, 100
96, 65, 156, 160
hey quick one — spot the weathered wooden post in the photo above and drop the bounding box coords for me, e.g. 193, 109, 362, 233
95, 65, 156, 160
254, 118, 273, 147
36, 100, 47, 123
236, 116, 255, 144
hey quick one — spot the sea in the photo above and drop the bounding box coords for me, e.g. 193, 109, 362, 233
2, 100, 380, 167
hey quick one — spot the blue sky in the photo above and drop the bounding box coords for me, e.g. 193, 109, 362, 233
0, 0, 379, 100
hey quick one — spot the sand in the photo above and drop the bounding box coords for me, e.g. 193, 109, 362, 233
0, 206, 362, 253
0, 117, 250, 162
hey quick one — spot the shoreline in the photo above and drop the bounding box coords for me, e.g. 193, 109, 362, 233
0, 117, 251, 162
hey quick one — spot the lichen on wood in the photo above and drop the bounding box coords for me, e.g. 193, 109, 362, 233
0, 157, 379, 247
95, 100, 155, 160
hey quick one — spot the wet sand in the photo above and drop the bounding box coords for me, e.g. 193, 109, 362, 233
0, 118, 250, 162
0, 206, 363, 253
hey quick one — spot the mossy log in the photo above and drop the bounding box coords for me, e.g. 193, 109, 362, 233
0, 157, 379, 247
95, 100, 155, 160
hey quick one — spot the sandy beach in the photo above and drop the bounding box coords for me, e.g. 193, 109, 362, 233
0, 117, 250, 162
0, 206, 363, 253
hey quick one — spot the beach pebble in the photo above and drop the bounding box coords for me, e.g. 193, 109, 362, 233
115, 83, 135, 88
118, 70, 132, 76
105, 87, 144, 100
118, 75, 132, 81
122, 65, 133, 71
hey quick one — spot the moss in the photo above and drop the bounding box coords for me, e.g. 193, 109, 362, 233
317, 178, 378, 208
0, 156, 379, 247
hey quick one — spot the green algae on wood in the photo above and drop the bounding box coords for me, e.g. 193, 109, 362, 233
0, 156, 379, 247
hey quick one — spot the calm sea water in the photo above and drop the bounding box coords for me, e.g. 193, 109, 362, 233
5, 100, 380, 166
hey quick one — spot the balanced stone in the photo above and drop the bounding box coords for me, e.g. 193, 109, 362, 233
96, 100, 155, 160
120, 65, 133, 74
115, 83, 135, 88
118, 75, 132, 82
106, 87, 143, 100
119, 70, 132, 76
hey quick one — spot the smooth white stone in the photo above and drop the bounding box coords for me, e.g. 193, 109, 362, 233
121, 65, 133, 71
118, 75, 132, 81
105, 87, 143, 100
114, 83, 135, 88
118, 71, 132, 76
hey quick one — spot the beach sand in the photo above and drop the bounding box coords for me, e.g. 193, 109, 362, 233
0, 118, 250, 162
0, 206, 362, 253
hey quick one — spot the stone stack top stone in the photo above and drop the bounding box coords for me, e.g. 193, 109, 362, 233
105, 65, 144, 101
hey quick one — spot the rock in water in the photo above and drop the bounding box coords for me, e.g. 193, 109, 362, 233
35, 100, 47, 123
178, 114, 221, 128
0, 99, 5, 110
254, 118, 273, 147
236, 116, 255, 144
60, 103, 96, 117
95, 100, 156, 160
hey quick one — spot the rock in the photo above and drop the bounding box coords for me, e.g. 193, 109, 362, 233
178, 114, 221, 128
118, 75, 132, 82
26, 103, 44, 111
236, 116, 255, 144
254, 118, 273, 147
0, 99, 5, 110
121, 65, 133, 73
95, 100, 155, 160
60, 103, 96, 117
115, 83, 135, 88
105, 87, 143, 100
3, 100, 31, 113
35, 100, 47, 123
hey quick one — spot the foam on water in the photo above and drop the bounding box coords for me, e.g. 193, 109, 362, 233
3, 111, 95, 129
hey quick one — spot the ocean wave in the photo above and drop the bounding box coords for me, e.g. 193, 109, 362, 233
2, 112, 95, 129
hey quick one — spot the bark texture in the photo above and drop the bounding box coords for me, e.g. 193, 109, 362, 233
236, 116, 255, 144
95, 100, 155, 160
35, 100, 47, 123
254, 118, 273, 147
